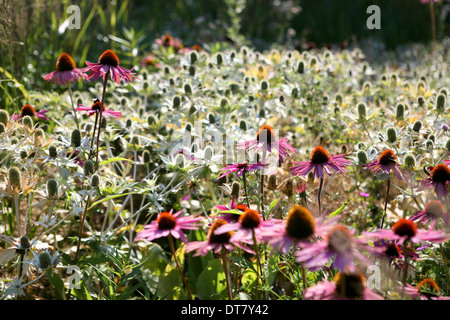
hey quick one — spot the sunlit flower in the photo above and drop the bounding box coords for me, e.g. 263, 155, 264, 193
409, 200, 448, 226
214, 208, 277, 244
218, 161, 267, 179
135, 209, 202, 243
364, 149, 408, 180
402, 278, 450, 300
418, 163, 450, 200
75, 99, 121, 118
363, 218, 449, 245
304, 269, 383, 300
185, 218, 255, 256
260, 205, 340, 254
290, 146, 351, 180
43, 52, 87, 85
238, 124, 296, 163
83, 49, 137, 84
13, 104, 49, 121
295, 224, 379, 271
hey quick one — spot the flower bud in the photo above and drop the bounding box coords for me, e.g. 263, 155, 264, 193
436, 93, 446, 114
417, 96, 425, 107
47, 178, 58, 198
20, 150, 27, 159
0, 123, 5, 134
231, 181, 240, 198
185, 123, 192, 133
184, 83, 192, 96
297, 61, 305, 74
412, 120, 422, 132
357, 150, 368, 164
188, 65, 196, 76
220, 98, 229, 109
11, 137, 19, 145
239, 120, 247, 131
357, 102, 367, 120
84, 123, 94, 132
190, 51, 198, 64
91, 174, 100, 187
71, 129, 81, 147
426, 139, 434, 150
22, 115, 33, 128
260, 80, 269, 91
404, 154, 416, 168
0, 109, 9, 126
357, 142, 366, 150
386, 127, 397, 143
84, 159, 95, 176
49, 145, 58, 158
20, 235, 31, 250
396, 103, 405, 120
172, 95, 181, 109
445, 139, 450, 152
216, 53, 223, 65
130, 135, 140, 146
147, 114, 157, 126
38, 251, 52, 269
9, 166, 21, 190
208, 113, 215, 124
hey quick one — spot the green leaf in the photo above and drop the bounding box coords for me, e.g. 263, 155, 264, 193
195, 259, 227, 300
88, 192, 141, 210
327, 200, 350, 220
100, 157, 136, 166
46, 269, 65, 298
266, 199, 279, 215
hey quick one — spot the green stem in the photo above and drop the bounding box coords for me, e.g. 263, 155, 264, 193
318, 177, 324, 216
168, 235, 193, 300
242, 171, 250, 208
222, 249, 233, 300
380, 178, 391, 229
95, 71, 109, 171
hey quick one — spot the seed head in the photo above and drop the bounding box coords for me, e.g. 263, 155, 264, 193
231, 181, 241, 198
404, 154, 416, 168
357, 102, 367, 120
412, 120, 422, 132
396, 103, 405, 120
9, 166, 21, 190
91, 174, 100, 187
49, 145, 58, 158
20, 236, 31, 250
56, 52, 76, 71
71, 129, 81, 147
436, 93, 446, 114
386, 127, 397, 143
0, 109, 9, 126
22, 115, 33, 128
47, 178, 58, 198
99, 49, 120, 67
38, 251, 52, 269
84, 159, 95, 176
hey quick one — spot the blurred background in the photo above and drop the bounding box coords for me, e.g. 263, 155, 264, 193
0, 0, 449, 106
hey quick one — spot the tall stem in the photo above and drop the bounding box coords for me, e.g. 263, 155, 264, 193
67, 80, 80, 130
318, 177, 324, 216
252, 229, 266, 300
14, 194, 20, 237
74, 195, 90, 263
95, 71, 109, 171
380, 178, 391, 229
401, 242, 409, 299
242, 171, 250, 208
90, 112, 99, 158
221, 250, 233, 300
168, 235, 193, 300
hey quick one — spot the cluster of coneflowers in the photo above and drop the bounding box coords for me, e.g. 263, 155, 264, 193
1, 35, 449, 301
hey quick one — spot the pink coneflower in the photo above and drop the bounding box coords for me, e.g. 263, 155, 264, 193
290, 146, 351, 180
218, 161, 267, 179
409, 200, 449, 226
215, 203, 248, 223
295, 224, 379, 271
260, 205, 339, 254
135, 209, 202, 243
402, 278, 450, 300
365, 149, 407, 180
75, 99, 121, 118
13, 104, 49, 121
370, 239, 419, 271
363, 219, 449, 246
185, 218, 255, 256
304, 269, 383, 300
238, 124, 297, 163
418, 163, 450, 200
43, 52, 87, 85
214, 208, 277, 244
155, 34, 184, 52
83, 49, 137, 85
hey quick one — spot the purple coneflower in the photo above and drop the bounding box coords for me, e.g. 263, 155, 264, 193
185, 218, 255, 256
365, 149, 407, 180
402, 278, 450, 300
304, 269, 383, 300
215, 203, 248, 224
409, 200, 449, 226
290, 146, 350, 180
418, 163, 450, 200
218, 162, 267, 179
363, 218, 449, 246
261, 205, 339, 254
295, 224, 378, 272
370, 239, 419, 271
214, 208, 276, 244
75, 99, 121, 118
13, 104, 49, 121
83, 49, 137, 84
43, 52, 87, 85
135, 209, 202, 244
238, 124, 296, 163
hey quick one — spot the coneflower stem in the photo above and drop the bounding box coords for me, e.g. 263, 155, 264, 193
252, 230, 266, 300
401, 242, 409, 299
318, 177, 324, 216
221, 250, 233, 300
74, 195, 90, 263
14, 194, 20, 237
168, 235, 193, 300
67, 80, 80, 130
90, 112, 99, 158
440, 243, 450, 295
301, 264, 307, 292
242, 171, 250, 208
95, 71, 109, 171
380, 178, 391, 229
